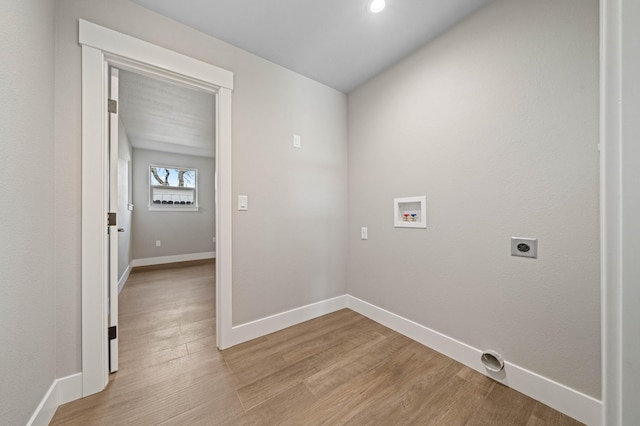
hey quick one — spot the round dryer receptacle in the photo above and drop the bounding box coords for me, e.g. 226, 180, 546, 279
481, 350, 504, 372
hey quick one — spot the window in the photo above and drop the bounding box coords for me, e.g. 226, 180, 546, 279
149, 165, 198, 211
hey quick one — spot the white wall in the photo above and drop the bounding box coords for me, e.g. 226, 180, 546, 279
132, 148, 215, 259
0, 0, 56, 424
117, 118, 133, 279
347, 0, 600, 399
54, 0, 348, 375
618, 0, 640, 421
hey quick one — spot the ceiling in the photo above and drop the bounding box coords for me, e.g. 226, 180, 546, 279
118, 69, 216, 158
130, 0, 491, 93
118, 1, 490, 155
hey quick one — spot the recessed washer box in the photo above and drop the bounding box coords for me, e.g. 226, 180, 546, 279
394, 196, 426, 228
511, 237, 537, 258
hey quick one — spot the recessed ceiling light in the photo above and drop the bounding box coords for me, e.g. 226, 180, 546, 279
368, 0, 386, 14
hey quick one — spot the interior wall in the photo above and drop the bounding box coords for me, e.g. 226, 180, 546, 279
54, 0, 348, 375
131, 148, 215, 259
117, 118, 133, 279
620, 0, 640, 420
347, 0, 600, 399
0, 0, 56, 424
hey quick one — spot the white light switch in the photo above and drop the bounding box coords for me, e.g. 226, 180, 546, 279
156, 240, 161, 247
293, 134, 301, 148
361, 227, 368, 240
238, 195, 248, 211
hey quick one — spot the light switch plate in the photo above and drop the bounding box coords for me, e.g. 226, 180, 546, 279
293, 134, 301, 148
238, 195, 248, 211
511, 237, 537, 258
361, 227, 368, 240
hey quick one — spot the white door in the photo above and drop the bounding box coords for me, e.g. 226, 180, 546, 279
108, 66, 119, 373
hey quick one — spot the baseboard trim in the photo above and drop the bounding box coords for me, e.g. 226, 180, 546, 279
229, 295, 349, 347
346, 295, 601, 426
117, 263, 132, 294
27, 373, 83, 426
130, 251, 215, 268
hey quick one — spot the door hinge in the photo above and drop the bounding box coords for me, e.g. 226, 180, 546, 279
108, 99, 117, 114
107, 212, 117, 227
108, 326, 117, 340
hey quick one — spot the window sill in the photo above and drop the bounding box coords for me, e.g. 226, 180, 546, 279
148, 205, 199, 212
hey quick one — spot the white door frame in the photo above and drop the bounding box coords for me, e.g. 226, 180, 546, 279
108, 67, 120, 374
600, 0, 640, 424
79, 20, 234, 397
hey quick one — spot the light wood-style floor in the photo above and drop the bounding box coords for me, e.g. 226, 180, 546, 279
51, 260, 582, 425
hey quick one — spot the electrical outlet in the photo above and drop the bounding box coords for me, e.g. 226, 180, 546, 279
156, 240, 161, 247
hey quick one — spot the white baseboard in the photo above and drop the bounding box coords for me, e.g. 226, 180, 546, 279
130, 251, 215, 268
27, 373, 83, 426
229, 295, 348, 347
56, 373, 83, 406
118, 263, 132, 294
346, 295, 602, 426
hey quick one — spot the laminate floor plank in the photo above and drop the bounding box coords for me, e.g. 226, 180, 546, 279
222, 309, 362, 366
117, 325, 184, 357
51, 260, 583, 426
456, 364, 498, 394
236, 330, 379, 410
330, 353, 460, 426
301, 331, 387, 395
400, 374, 490, 425
467, 382, 537, 426
223, 313, 372, 388
356, 355, 464, 425
225, 352, 290, 390
527, 402, 584, 426
303, 332, 412, 398
225, 382, 318, 426
180, 317, 216, 342
156, 392, 245, 426
280, 316, 379, 364
284, 341, 434, 425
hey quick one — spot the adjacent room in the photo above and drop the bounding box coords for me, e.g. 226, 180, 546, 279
116, 68, 217, 280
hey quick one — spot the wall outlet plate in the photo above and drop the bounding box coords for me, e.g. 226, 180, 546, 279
360, 227, 368, 240
511, 237, 537, 258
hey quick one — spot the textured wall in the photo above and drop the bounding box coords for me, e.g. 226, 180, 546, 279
131, 148, 215, 260
54, 0, 348, 375
0, 0, 56, 423
347, 0, 600, 397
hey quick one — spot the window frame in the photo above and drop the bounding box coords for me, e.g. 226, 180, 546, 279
148, 164, 199, 211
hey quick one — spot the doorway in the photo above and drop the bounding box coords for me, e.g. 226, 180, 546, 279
111, 66, 218, 374
80, 20, 234, 397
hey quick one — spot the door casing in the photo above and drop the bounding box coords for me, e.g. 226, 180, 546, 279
79, 20, 234, 397
108, 66, 119, 374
